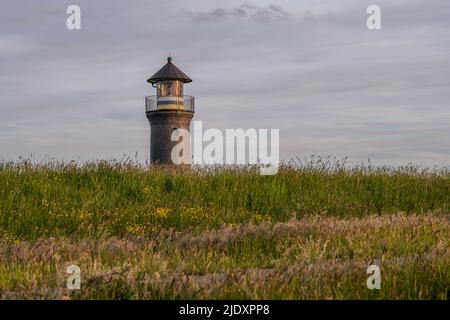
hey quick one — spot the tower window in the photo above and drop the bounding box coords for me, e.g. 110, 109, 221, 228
157, 80, 183, 97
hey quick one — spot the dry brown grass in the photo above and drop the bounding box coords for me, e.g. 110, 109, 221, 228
1, 213, 448, 299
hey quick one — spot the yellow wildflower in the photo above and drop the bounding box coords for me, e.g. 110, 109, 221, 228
152, 207, 170, 219
143, 186, 152, 194
126, 223, 147, 236
41, 199, 49, 208
254, 213, 264, 224
254, 213, 271, 224
181, 207, 208, 221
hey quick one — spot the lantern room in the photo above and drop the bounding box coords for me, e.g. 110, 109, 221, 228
146, 56, 194, 111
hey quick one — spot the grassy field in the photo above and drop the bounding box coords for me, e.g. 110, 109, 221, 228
0, 159, 449, 299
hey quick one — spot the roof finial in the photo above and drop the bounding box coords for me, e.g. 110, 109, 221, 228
168, 54, 172, 63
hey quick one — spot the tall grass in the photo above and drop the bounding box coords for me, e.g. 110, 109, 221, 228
0, 159, 448, 299
0, 159, 448, 241
0, 215, 448, 299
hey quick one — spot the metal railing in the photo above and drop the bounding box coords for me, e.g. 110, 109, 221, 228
145, 95, 195, 112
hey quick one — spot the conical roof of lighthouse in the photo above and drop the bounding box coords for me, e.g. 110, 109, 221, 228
147, 56, 192, 84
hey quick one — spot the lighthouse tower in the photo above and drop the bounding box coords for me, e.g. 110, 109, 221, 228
145, 56, 194, 166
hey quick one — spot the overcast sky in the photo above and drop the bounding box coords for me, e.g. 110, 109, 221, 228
1, 0, 449, 166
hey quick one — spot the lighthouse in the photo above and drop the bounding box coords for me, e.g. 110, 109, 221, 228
146, 56, 194, 166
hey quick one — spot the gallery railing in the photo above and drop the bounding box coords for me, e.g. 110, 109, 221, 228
145, 95, 195, 112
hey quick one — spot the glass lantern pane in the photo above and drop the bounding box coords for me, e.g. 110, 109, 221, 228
157, 80, 183, 97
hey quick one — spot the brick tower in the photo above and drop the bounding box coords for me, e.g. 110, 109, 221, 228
145, 56, 194, 166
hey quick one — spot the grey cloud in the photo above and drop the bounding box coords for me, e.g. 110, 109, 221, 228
181, 2, 290, 24
0, 0, 449, 166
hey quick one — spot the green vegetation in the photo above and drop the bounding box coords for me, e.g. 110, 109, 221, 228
0, 160, 449, 299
